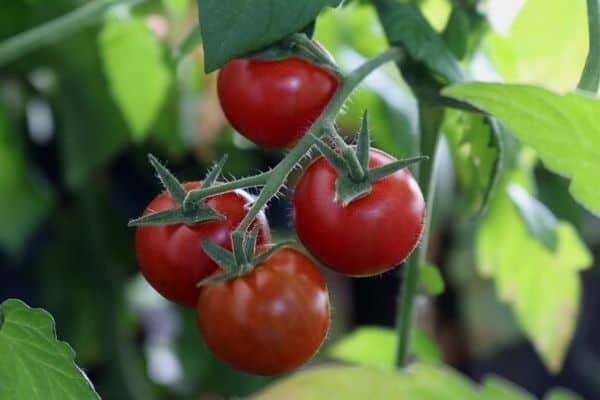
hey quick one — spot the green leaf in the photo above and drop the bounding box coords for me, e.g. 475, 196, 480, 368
0, 299, 100, 400
163, 0, 190, 16
443, 83, 600, 217
442, 6, 470, 59
477, 166, 592, 373
481, 376, 536, 400
485, 0, 587, 91
197, 0, 343, 72
544, 387, 584, 400
507, 184, 559, 251
252, 364, 533, 400
419, 263, 445, 296
373, 1, 464, 83
99, 17, 171, 140
443, 109, 501, 216
328, 326, 441, 368
0, 103, 53, 255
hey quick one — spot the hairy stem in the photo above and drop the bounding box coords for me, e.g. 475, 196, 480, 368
0, 0, 144, 66
228, 47, 405, 256
579, 0, 600, 91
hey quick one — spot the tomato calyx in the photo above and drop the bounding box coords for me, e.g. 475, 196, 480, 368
198, 231, 291, 286
128, 154, 227, 227
312, 111, 428, 206
245, 33, 340, 76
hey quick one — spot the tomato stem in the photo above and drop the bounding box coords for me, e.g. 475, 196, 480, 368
0, 0, 146, 66
579, 0, 600, 91
227, 47, 405, 264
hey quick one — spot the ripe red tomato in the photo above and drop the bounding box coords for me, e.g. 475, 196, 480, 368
217, 56, 338, 149
293, 149, 425, 277
196, 247, 330, 375
135, 182, 269, 308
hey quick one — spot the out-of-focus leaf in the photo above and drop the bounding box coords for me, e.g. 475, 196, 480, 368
544, 387, 584, 400
443, 109, 500, 216
442, 6, 470, 59
481, 376, 536, 400
51, 29, 131, 189
485, 0, 586, 91
252, 364, 533, 400
374, 0, 464, 83
163, 0, 190, 16
477, 165, 592, 372
197, 0, 343, 72
0, 103, 53, 255
0, 299, 100, 400
419, 263, 445, 296
444, 83, 600, 217
507, 184, 559, 251
328, 326, 441, 368
99, 18, 171, 141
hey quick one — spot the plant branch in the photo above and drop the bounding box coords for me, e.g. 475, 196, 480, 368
0, 0, 144, 66
226, 47, 405, 260
579, 0, 600, 91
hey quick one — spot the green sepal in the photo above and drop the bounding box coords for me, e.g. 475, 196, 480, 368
335, 173, 373, 206
198, 271, 239, 286
199, 239, 237, 273
367, 156, 429, 182
148, 153, 186, 205
203, 154, 229, 188
356, 111, 370, 171
128, 201, 225, 227
244, 225, 261, 260
310, 134, 347, 173
252, 242, 294, 266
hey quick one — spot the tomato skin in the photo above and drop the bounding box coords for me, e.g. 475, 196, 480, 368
135, 182, 270, 308
217, 57, 338, 149
196, 247, 330, 375
292, 149, 425, 277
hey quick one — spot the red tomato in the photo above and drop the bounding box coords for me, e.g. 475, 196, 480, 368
196, 247, 330, 375
135, 182, 269, 308
292, 149, 425, 277
217, 57, 338, 149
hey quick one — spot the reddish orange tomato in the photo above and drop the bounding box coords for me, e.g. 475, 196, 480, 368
217, 57, 338, 148
135, 182, 270, 307
196, 247, 330, 375
293, 148, 425, 277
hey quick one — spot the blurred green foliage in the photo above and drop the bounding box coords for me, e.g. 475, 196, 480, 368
0, 0, 598, 398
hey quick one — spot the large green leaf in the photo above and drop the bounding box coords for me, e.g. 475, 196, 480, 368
99, 18, 171, 141
477, 164, 592, 372
0, 299, 100, 400
373, 0, 464, 83
485, 0, 586, 91
197, 0, 343, 72
443, 83, 600, 217
0, 103, 53, 255
252, 364, 532, 400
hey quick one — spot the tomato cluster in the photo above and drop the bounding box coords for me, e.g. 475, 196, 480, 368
133, 45, 425, 376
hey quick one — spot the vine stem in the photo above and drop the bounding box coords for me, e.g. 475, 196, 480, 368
0, 0, 144, 66
184, 47, 405, 259
394, 105, 443, 366
579, 0, 600, 91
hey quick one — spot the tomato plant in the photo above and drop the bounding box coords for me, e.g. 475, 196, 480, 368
293, 148, 425, 276
196, 246, 330, 375
135, 182, 270, 307
217, 56, 339, 148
